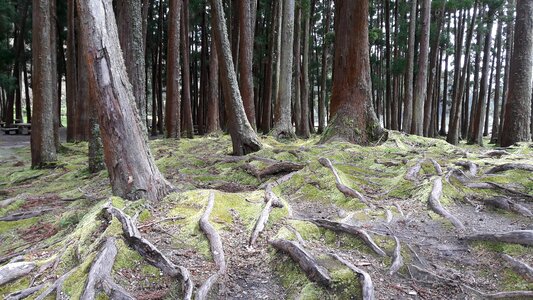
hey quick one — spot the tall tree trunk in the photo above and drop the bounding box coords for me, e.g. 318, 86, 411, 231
411, 0, 431, 135
116, 0, 147, 124
402, 0, 416, 132
272, 0, 296, 139
500, 0, 533, 146
318, 0, 331, 134
165, 0, 182, 138
209, 0, 262, 155
498, 0, 515, 144
468, 9, 494, 146
238, 0, 256, 128
181, 0, 194, 138
76, 0, 173, 201
32, 0, 58, 167
66, 0, 77, 142
490, 17, 504, 144
320, 0, 386, 145
299, 3, 311, 138
23, 62, 31, 123
206, 34, 220, 133
384, 0, 391, 129
293, 5, 302, 134
261, 1, 278, 134
484, 54, 496, 136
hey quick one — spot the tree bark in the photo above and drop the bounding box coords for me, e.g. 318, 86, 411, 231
299, 4, 311, 138
402, 0, 416, 132
165, 0, 183, 138
209, 0, 262, 155
500, 0, 533, 146
181, 0, 194, 138
206, 31, 220, 133
318, 0, 331, 134
76, 0, 173, 201
320, 0, 385, 145
31, 0, 58, 168
66, 0, 77, 142
238, 0, 256, 128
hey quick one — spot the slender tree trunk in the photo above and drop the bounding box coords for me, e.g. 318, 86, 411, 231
293, 5, 302, 134
484, 54, 496, 136
66, 0, 77, 142
318, 0, 331, 134
261, 1, 278, 134
31, 0, 57, 167
165, 0, 182, 138
181, 0, 194, 138
402, 0, 416, 132
320, 0, 385, 145
23, 62, 31, 123
501, 0, 533, 146
299, 3, 311, 138
384, 0, 391, 129
116, 0, 146, 124
76, 0, 173, 201
490, 17, 504, 144
209, 0, 262, 155
272, 0, 296, 139
411, 0, 431, 135
498, 0, 515, 144
238, 0, 256, 128
206, 34, 220, 133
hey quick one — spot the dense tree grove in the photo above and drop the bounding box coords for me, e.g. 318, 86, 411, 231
0, 0, 530, 191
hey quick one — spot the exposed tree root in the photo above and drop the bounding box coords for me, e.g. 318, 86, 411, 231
0, 193, 29, 208
270, 239, 331, 287
249, 184, 279, 247
330, 253, 374, 300
318, 157, 370, 206
464, 230, 533, 246
197, 192, 226, 300
305, 219, 386, 257
483, 150, 510, 158
486, 163, 533, 174
429, 159, 443, 176
81, 237, 134, 300
104, 205, 194, 300
462, 284, 533, 299
483, 197, 532, 217
502, 254, 533, 282
243, 161, 305, 180
138, 215, 186, 230
389, 236, 403, 275
0, 262, 35, 286
405, 160, 423, 181
35, 268, 77, 300
465, 182, 533, 199
455, 161, 478, 177
0, 208, 55, 221
4, 284, 45, 300
428, 178, 465, 229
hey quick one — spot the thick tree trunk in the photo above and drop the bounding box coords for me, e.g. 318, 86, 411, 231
500, 0, 533, 146
238, 0, 256, 128
402, 0, 416, 132
272, 0, 296, 139
76, 0, 173, 201
165, 0, 182, 139
31, 0, 58, 168
66, 0, 77, 142
320, 0, 385, 145
206, 33, 220, 134
498, 0, 515, 144
209, 0, 262, 155
293, 6, 302, 134
260, 1, 278, 134
116, 0, 147, 124
411, 0, 431, 135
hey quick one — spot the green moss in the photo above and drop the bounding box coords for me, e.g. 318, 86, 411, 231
502, 267, 533, 291
62, 252, 95, 299
0, 277, 30, 298
473, 241, 530, 256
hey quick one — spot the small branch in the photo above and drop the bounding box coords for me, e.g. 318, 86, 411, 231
318, 157, 370, 206
389, 236, 403, 275
330, 253, 374, 300
501, 254, 533, 282
270, 239, 331, 287
464, 230, 533, 246
104, 205, 193, 300
305, 219, 386, 257
81, 237, 134, 300
428, 178, 465, 229
0, 262, 35, 286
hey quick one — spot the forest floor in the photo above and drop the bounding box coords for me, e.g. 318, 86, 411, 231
0, 131, 532, 299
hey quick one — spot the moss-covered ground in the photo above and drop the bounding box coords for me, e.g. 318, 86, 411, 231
0, 132, 532, 299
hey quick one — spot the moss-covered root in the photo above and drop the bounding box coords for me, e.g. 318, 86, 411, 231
35, 268, 77, 300
81, 237, 134, 300
104, 205, 194, 300
4, 283, 45, 300
318, 157, 370, 206
0, 262, 35, 286
249, 184, 278, 248
270, 239, 332, 287
428, 178, 465, 230
464, 230, 533, 246
501, 254, 533, 282
389, 236, 404, 276
330, 254, 374, 300
197, 192, 226, 300
462, 284, 533, 299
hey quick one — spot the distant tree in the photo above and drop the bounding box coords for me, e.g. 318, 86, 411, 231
238, 0, 256, 128
31, 0, 58, 168
165, 0, 182, 138
209, 0, 262, 155
500, 0, 533, 146
320, 0, 385, 145
77, 0, 173, 201
402, 0, 417, 132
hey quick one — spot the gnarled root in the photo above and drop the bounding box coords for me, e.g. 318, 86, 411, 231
81, 237, 134, 300
0, 262, 35, 286
35, 268, 77, 300
330, 253, 374, 300
4, 284, 45, 300
270, 239, 331, 287
428, 178, 465, 229
465, 182, 533, 200
455, 161, 478, 177
486, 163, 533, 174
462, 284, 533, 299
196, 192, 226, 300
305, 219, 386, 257
104, 205, 193, 300
405, 160, 423, 181
389, 236, 403, 275
502, 254, 533, 282
464, 230, 533, 246
429, 159, 443, 176
483, 197, 532, 217
249, 184, 278, 247
318, 157, 370, 206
